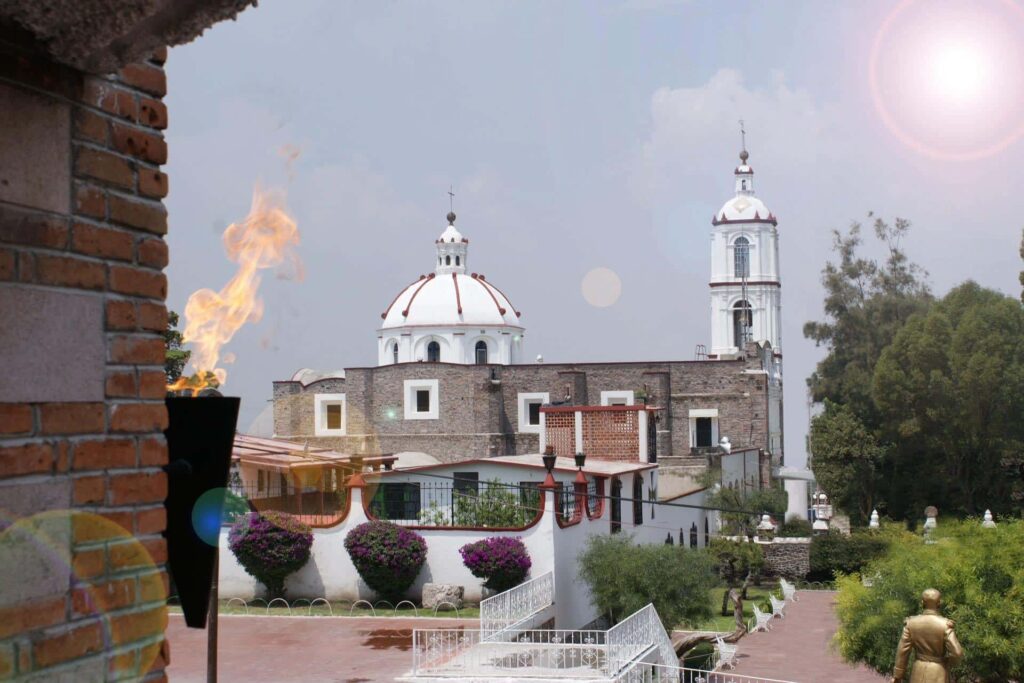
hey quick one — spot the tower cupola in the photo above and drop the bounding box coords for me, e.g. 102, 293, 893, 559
435, 211, 468, 275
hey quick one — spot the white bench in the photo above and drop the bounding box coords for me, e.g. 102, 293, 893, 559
751, 604, 772, 632
780, 578, 798, 602
715, 636, 738, 670
769, 594, 786, 619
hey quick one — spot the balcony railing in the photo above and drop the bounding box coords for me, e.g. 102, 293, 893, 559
367, 481, 543, 529
480, 571, 554, 638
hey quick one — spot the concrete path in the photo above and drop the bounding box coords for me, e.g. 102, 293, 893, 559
166, 613, 477, 682
728, 591, 885, 683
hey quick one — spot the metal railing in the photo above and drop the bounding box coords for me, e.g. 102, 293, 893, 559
607, 604, 672, 675
480, 571, 554, 638
614, 662, 798, 683
369, 481, 542, 528
412, 628, 609, 677
227, 483, 348, 526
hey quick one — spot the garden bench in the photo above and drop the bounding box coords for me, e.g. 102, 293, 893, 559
769, 594, 786, 619
780, 578, 798, 602
715, 636, 738, 670
751, 604, 772, 632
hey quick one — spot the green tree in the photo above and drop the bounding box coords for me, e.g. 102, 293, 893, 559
164, 310, 190, 383
809, 401, 884, 524
834, 519, 1024, 682
873, 282, 1024, 516
804, 216, 931, 428
577, 534, 716, 632
703, 482, 787, 536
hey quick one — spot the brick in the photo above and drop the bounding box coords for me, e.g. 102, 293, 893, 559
137, 302, 168, 331
35, 254, 106, 290
75, 146, 135, 189
138, 97, 168, 130
109, 265, 166, 298
106, 371, 137, 398
108, 195, 167, 234
16, 251, 34, 282
106, 299, 137, 330
110, 336, 164, 364
138, 371, 167, 399
74, 438, 136, 470
72, 222, 134, 260
0, 248, 14, 281
39, 403, 105, 435
109, 537, 162, 570
74, 183, 107, 219
72, 578, 136, 617
83, 78, 137, 121
0, 595, 67, 640
119, 63, 167, 97
0, 403, 33, 434
111, 124, 167, 165
139, 438, 167, 466
110, 404, 168, 433
0, 204, 69, 249
109, 606, 167, 644
138, 168, 169, 199
0, 442, 54, 477
55, 441, 70, 473
109, 649, 138, 678
142, 537, 168, 564
72, 548, 106, 579
99, 510, 133, 531
150, 47, 168, 66
109, 471, 166, 505
138, 571, 170, 604
32, 621, 103, 669
137, 238, 168, 268
135, 507, 166, 535
74, 108, 109, 143
73, 475, 106, 504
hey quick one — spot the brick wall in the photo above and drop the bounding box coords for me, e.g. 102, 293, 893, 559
759, 538, 811, 579
0, 43, 171, 681
579, 409, 640, 462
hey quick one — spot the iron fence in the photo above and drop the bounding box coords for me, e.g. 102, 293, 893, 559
368, 480, 543, 528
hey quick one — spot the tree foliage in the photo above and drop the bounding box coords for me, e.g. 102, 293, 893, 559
164, 311, 190, 383
577, 534, 716, 631
708, 538, 764, 585
703, 483, 787, 536
807, 531, 888, 583
834, 519, 1024, 682
809, 401, 884, 524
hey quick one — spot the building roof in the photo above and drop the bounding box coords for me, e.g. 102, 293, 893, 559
232, 434, 395, 473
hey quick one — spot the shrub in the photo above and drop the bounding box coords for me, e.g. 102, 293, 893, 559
228, 511, 313, 599
344, 521, 427, 600
777, 517, 813, 537
459, 536, 532, 592
578, 534, 716, 631
808, 531, 888, 582
709, 538, 764, 585
835, 519, 1024, 682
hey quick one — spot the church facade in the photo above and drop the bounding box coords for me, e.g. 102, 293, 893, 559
272, 148, 784, 468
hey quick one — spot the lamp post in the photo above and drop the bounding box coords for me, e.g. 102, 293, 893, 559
541, 451, 557, 489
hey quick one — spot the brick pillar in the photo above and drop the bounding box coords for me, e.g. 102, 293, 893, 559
0, 42, 171, 681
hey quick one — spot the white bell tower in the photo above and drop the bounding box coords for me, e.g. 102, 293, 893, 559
709, 143, 782, 358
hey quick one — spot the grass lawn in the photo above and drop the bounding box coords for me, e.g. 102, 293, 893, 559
168, 600, 481, 619
694, 584, 779, 632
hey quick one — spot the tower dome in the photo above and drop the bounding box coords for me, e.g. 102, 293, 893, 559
377, 212, 525, 366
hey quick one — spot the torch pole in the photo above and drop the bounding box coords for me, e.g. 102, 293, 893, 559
207, 549, 219, 683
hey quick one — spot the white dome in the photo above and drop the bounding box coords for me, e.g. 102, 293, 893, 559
714, 194, 775, 224
380, 272, 521, 329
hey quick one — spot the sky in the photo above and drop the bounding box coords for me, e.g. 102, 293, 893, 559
164, 0, 1024, 469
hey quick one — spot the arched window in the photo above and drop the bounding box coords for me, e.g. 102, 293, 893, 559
741, 179, 747, 191
439, 257, 442, 265
474, 340, 488, 365
610, 478, 622, 534
733, 300, 752, 348
734, 236, 750, 278
455, 256, 460, 266
632, 474, 643, 526
445, 255, 451, 266
689, 522, 698, 548
392, 342, 399, 364
704, 516, 709, 546
426, 341, 440, 362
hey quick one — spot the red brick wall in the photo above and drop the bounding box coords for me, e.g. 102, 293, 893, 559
0, 43, 171, 681
580, 410, 639, 462
544, 412, 576, 456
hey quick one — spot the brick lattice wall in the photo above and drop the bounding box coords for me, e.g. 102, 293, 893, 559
580, 410, 638, 462
0, 44, 171, 681
544, 412, 575, 456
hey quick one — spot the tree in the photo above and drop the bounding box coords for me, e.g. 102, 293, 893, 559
164, 310, 190, 383
873, 282, 1024, 516
834, 519, 1024, 682
577, 534, 716, 633
809, 401, 884, 524
703, 482, 787, 536
804, 216, 931, 429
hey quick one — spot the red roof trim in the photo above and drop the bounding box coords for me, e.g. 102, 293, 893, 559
472, 273, 507, 316
402, 272, 435, 317
452, 273, 462, 314
476, 276, 522, 318
382, 275, 426, 319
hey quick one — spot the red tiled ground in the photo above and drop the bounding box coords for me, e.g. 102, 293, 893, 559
166, 614, 476, 682
728, 591, 885, 682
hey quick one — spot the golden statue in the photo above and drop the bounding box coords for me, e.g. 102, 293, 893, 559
892, 589, 964, 683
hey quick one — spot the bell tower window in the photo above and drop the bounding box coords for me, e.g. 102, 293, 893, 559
474, 340, 488, 365
426, 341, 441, 362
734, 236, 750, 278
733, 300, 752, 348
392, 342, 399, 364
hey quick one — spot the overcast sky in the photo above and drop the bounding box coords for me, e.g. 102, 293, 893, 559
165, 0, 1024, 469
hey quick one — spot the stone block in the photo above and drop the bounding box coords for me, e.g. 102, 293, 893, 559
422, 583, 464, 610
0, 84, 71, 214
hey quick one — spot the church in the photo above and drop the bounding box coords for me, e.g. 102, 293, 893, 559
271, 146, 784, 476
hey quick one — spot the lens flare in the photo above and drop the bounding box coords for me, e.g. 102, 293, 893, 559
869, 0, 1024, 161
581, 267, 623, 308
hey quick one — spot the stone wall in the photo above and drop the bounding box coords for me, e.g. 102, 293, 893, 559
759, 538, 811, 579
0, 42, 171, 681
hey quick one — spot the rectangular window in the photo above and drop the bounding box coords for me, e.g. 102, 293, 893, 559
416, 389, 431, 413
517, 392, 550, 434
371, 483, 422, 520
453, 472, 479, 497
695, 417, 713, 448
325, 403, 342, 430
528, 402, 541, 426
257, 470, 264, 493
314, 393, 346, 435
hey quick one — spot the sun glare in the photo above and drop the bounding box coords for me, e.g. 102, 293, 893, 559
870, 0, 1024, 160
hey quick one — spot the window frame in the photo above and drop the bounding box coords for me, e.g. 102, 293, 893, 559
517, 391, 550, 434
404, 379, 439, 420
474, 340, 488, 365
600, 390, 635, 406
688, 408, 719, 449
314, 393, 347, 436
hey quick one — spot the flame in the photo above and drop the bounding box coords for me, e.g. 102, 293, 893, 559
168, 186, 302, 396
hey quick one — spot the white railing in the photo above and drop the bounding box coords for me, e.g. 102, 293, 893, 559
615, 662, 798, 683
479, 571, 554, 637
607, 604, 673, 674
412, 628, 608, 677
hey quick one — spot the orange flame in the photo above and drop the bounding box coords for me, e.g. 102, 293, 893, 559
168, 186, 302, 396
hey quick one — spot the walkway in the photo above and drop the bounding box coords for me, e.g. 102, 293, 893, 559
166, 613, 477, 682
728, 591, 884, 683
